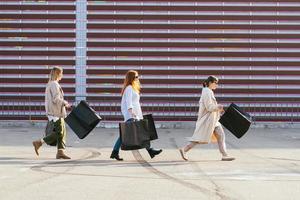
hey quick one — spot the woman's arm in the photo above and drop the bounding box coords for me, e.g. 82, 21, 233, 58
202, 90, 221, 112
128, 108, 136, 118
50, 82, 68, 107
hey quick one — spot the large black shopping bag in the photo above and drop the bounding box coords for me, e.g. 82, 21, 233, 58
143, 114, 158, 140
219, 103, 252, 139
65, 100, 102, 139
119, 119, 151, 150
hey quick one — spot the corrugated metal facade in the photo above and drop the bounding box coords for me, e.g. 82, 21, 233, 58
0, 0, 76, 120
1, 0, 300, 121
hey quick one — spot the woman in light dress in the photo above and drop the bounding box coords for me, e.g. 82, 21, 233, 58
179, 76, 235, 161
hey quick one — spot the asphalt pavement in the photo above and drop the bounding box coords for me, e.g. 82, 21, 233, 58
0, 124, 299, 200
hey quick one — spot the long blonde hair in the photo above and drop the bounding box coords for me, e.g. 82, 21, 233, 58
121, 70, 140, 95
48, 66, 63, 82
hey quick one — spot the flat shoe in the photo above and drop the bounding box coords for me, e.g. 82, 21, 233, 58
179, 148, 188, 161
221, 156, 235, 161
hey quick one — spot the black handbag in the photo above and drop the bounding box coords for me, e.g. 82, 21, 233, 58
143, 114, 158, 140
65, 100, 102, 139
44, 120, 57, 146
219, 103, 252, 139
119, 119, 151, 150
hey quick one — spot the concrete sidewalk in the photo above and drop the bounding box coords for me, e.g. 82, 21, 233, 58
0, 125, 299, 200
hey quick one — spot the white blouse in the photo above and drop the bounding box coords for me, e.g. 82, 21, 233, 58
121, 85, 143, 121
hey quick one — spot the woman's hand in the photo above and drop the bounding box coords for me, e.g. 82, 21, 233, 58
64, 101, 71, 108
217, 104, 224, 112
128, 108, 137, 119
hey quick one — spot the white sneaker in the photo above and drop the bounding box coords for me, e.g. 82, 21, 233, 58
221, 155, 235, 161
179, 148, 188, 161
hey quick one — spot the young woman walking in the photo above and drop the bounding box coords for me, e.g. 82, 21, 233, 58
110, 70, 162, 161
179, 76, 235, 161
32, 66, 71, 159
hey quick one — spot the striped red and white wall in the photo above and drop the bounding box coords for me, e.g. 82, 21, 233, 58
1, 0, 300, 122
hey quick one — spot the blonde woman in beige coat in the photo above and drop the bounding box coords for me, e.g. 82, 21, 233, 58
32, 66, 71, 159
179, 76, 235, 161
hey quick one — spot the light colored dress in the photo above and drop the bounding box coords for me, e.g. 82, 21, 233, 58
121, 85, 143, 121
189, 87, 221, 143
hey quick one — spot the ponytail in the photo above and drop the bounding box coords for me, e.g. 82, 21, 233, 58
203, 75, 218, 87
48, 66, 63, 82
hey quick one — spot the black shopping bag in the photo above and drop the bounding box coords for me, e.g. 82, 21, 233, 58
44, 120, 57, 146
219, 103, 252, 139
65, 100, 102, 139
119, 119, 151, 150
143, 114, 158, 140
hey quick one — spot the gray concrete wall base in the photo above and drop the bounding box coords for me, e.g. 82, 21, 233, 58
0, 120, 300, 129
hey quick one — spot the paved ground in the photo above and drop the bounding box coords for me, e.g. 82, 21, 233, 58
0, 125, 299, 200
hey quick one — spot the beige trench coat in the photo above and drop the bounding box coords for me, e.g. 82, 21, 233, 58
189, 87, 220, 143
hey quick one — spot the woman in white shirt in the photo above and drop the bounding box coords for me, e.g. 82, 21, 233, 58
110, 70, 162, 161
179, 76, 235, 161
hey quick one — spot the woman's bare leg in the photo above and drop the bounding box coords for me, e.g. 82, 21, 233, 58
179, 142, 198, 161
214, 127, 235, 161
213, 126, 227, 156
184, 142, 198, 152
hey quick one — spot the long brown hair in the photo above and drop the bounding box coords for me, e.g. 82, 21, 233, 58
121, 70, 140, 95
48, 66, 63, 82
